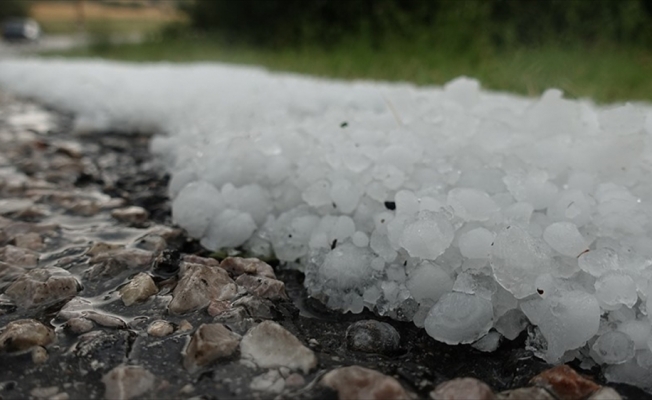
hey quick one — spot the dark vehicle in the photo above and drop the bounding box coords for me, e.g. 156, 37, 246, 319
2, 18, 41, 42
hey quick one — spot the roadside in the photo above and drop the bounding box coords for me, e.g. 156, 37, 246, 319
0, 93, 650, 399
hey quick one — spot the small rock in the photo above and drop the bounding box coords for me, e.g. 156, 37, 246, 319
321, 365, 410, 400
0, 319, 54, 351
168, 262, 237, 315
178, 320, 193, 332
49, 393, 70, 400
530, 365, 600, 400
588, 387, 622, 400
235, 274, 288, 300
65, 317, 94, 334
285, 373, 305, 388
231, 295, 275, 319
207, 300, 230, 317
220, 257, 276, 279
6, 267, 80, 308
147, 320, 174, 337
1, 245, 39, 267
87, 242, 123, 257
84, 312, 127, 329
29, 386, 59, 398
179, 384, 194, 395
250, 370, 285, 394
111, 206, 149, 225
183, 323, 241, 371
91, 248, 153, 269
14, 232, 43, 251
182, 254, 220, 267
346, 320, 401, 354
431, 378, 495, 400
31, 346, 48, 364
497, 387, 555, 400
240, 321, 317, 374
119, 273, 158, 306
102, 365, 155, 400
131, 234, 167, 253
68, 199, 100, 216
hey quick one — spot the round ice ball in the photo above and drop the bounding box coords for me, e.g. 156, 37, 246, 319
400, 210, 454, 260
447, 188, 499, 222
319, 243, 373, 290
542, 221, 588, 257
578, 247, 619, 277
458, 227, 494, 259
594, 271, 638, 309
592, 331, 635, 365
424, 292, 493, 345
172, 181, 224, 238
406, 261, 453, 304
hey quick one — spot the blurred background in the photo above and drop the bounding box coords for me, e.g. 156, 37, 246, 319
1, 0, 651, 103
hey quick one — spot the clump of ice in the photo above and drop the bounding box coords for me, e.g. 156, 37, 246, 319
2, 59, 652, 390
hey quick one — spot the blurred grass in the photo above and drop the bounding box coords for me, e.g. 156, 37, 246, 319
45, 35, 652, 104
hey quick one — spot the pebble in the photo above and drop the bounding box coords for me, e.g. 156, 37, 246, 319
147, 320, 174, 337
250, 370, 285, 394
207, 300, 230, 317
65, 317, 95, 334
320, 365, 411, 400
0, 319, 55, 352
6, 267, 80, 308
84, 311, 127, 329
219, 257, 276, 279
497, 387, 554, 400
285, 373, 305, 387
231, 295, 275, 319
0, 261, 25, 290
168, 262, 237, 314
90, 248, 153, 269
345, 320, 401, 354
530, 365, 600, 400
1, 245, 39, 267
29, 386, 59, 398
119, 273, 158, 306
240, 321, 317, 374
111, 206, 149, 225
235, 274, 288, 300
588, 387, 622, 400
13, 232, 43, 250
183, 323, 241, 371
31, 346, 49, 364
178, 319, 193, 332
431, 378, 496, 400
102, 365, 155, 400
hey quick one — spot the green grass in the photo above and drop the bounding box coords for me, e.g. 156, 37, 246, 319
44, 35, 652, 104
39, 19, 170, 35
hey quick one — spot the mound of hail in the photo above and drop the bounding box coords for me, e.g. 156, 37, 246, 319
2, 59, 652, 389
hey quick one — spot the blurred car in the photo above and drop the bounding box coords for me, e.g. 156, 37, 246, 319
2, 18, 41, 42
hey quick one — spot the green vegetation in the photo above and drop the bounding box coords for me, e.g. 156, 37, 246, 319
42, 0, 652, 104
47, 35, 652, 104
0, 0, 28, 20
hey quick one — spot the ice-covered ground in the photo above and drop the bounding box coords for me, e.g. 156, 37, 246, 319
2, 58, 652, 388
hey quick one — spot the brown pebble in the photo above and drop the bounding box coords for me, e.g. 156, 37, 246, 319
207, 300, 230, 317
0, 319, 55, 351
321, 365, 410, 400
31, 346, 48, 364
530, 365, 600, 400
14, 232, 43, 251
219, 257, 276, 279
235, 274, 288, 300
102, 365, 155, 400
431, 378, 495, 400
183, 323, 241, 371
285, 373, 305, 387
497, 387, 555, 400
178, 320, 193, 332
65, 317, 94, 334
111, 206, 149, 225
119, 273, 158, 306
147, 320, 174, 337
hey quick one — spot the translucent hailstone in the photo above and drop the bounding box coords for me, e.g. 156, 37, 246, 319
456, 168, 506, 195
405, 261, 453, 304
594, 271, 638, 309
491, 225, 552, 299
447, 188, 499, 222
201, 209, 256, 250
494, 309, 528, 340
542, 222, 588, 257
424, 292, 493, 345
458, 227, 494, 259
172, 181, 224, 237
302, 179, 331, 207
330, 179, 362, 214
520, 290, 600, 362
444, 76, 480, 108
270, 208, 320, 261
352, 231, 369, 247
221, 183, 272, 225
547, 189, 592, 227
618, 320, 651, 350
578, 247, 620, 277
472, 331, 502, 352
318, 243, 373, 290
592, 331, 635, 364
503, 170, 558, 210
399, 210, 455, 260
502, 202, 534, 225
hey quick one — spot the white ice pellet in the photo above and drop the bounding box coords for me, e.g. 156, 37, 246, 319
458, 227, 494, 259
424, 292, 493, 345
578, 247, 620, 277
595, 271, 638, 309
400, 210, 454, 260
592, 331, 635, 365
405, 261, 453, 304
542, 221, 588, 257
447, 188, 499, 222
172, 181, 224, 237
